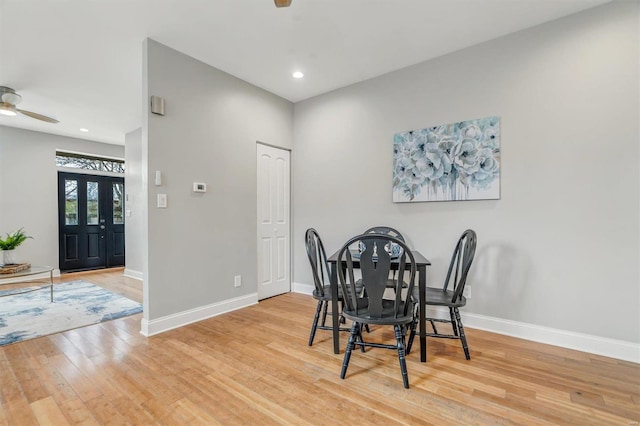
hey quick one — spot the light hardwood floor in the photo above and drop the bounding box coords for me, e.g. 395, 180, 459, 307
0, 269, 638, 425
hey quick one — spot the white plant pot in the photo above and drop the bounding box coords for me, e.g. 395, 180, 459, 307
2, 249, 17, 265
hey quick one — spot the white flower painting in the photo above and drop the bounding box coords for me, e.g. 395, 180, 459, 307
392, 116, 501, 202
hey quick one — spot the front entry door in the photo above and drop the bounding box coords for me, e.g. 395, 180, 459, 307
58, 172, 125, 272
257, 144, 291, 300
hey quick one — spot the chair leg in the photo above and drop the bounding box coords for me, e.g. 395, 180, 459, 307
449, 307, 459, 337
429, 319, 438, 335
321, 300, 329, 326
454, 308, 470, 360
407, 321, 416, 354
308, 300, 323, 346
406, 307, 418, 354
356, 323, 366, 352
395, 324, 410, 389
340, 322, 359, 380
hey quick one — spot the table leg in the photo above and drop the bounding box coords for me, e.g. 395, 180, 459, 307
50, 270, 54, 302
419, 264, 427, 362
330, 262, 340, 354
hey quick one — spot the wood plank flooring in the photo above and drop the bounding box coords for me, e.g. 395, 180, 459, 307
0, 269, 638, 425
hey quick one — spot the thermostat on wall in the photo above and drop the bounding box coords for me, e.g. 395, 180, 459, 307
193, 182, 207, 193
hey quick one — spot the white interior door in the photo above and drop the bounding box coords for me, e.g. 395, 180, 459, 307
257, 143, 291, 300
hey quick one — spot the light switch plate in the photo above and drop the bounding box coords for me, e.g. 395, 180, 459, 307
157, 194, 167, 208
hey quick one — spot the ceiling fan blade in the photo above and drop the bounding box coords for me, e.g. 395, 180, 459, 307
16, 108, 59, 124
0, 102, 18, 116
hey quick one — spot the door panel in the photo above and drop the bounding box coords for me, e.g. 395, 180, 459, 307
257, 144, 290, 300
58, 172, 125, 272
259, 155, 271, 223
277, 236, 286, 280
261, 237, 272, 285
276, 157, 286, 222
87, 234, 101, 258
65, 235, 79, 260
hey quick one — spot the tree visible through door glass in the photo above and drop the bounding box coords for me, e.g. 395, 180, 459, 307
113, 183, 124, 224
87, 181, 99, 225
65, 179, 78, 225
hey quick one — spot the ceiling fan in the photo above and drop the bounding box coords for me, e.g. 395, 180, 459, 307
0, 86, 59, 124
274, 0, 292, 7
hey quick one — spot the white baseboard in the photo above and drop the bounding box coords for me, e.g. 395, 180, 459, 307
456, 309, 640, 364
292, 283, 639, 363
292, 281, 314, 295
140, 293, 258, 337
123, 268, 143, 280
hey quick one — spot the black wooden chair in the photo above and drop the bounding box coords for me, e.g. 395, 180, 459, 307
364, 226, 405, 243
337, 233, 417, 388
407, 229, 477, 360
305, 228, 362, 346
363, 226, 406, 290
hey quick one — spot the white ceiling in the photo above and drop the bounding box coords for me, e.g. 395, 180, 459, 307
0, 0, 609, 145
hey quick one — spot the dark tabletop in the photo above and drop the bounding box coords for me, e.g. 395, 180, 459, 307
328, 249, 430, 266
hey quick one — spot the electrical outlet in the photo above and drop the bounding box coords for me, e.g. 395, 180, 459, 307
234, 275, 242, 287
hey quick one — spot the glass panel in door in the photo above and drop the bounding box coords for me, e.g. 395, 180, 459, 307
87, 181, 99, 225
65, 179, 78, 225
112, 183, 124, 224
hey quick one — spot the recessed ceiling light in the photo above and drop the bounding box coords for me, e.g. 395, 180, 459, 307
292, 71, 304, 79
80, 128, 89, 132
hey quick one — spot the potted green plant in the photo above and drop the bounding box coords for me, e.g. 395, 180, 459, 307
0, 228, 32, 265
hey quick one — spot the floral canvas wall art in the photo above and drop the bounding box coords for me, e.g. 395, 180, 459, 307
392, 116, 500, 202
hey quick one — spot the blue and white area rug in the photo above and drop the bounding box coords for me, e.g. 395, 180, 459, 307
0, 280, 142, 346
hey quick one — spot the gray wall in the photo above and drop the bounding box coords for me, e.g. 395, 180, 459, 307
292, 2, 639, 343
124, 128, 143, 277
0, 125, 124, 268
143, 39, 293, 320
